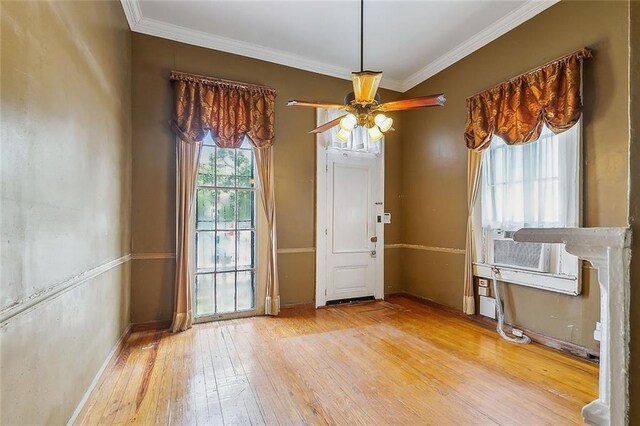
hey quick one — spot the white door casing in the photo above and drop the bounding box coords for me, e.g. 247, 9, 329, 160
316, 119, 384, 307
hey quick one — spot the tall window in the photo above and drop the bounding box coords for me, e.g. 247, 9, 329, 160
194, 134, 256, 318
475, 123, 581, 291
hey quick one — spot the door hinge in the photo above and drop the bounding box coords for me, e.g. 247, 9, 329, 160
325, 289, 327, 296
326, 164, 328, 171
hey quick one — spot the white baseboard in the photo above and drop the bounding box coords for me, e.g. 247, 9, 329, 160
66, 323, 132, 425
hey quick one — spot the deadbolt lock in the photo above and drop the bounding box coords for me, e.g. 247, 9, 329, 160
370, 236, 378, 243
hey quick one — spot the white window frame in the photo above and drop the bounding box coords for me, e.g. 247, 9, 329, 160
473, 120, 583, 295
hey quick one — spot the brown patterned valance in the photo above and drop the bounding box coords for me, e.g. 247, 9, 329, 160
170, 71, 276, 148
464, 48, 592, 151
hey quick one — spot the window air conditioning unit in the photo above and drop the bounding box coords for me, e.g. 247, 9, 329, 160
487, 229, 551, 273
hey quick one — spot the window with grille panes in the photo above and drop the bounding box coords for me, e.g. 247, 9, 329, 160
194, 134, 256, 318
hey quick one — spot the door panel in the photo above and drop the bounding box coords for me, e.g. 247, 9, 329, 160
332, 163, 370, 253
326, 151, 377, 301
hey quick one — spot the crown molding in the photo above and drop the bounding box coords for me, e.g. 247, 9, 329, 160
120, 0, 142, 29
121, 0, 557, 93
120, 0, 403, 91
400, 0, 560, 92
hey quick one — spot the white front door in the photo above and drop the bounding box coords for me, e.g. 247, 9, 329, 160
324, 150, 380, 302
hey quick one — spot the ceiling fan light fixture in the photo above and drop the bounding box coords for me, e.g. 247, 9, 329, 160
336, 128, 351, 142
286, 0, 445, 136
340, 113, 357, 131
374, 114, 393, 132
368, 125, 383, 141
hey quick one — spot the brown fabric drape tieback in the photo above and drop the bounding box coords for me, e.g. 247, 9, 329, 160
461, 48, 591, 315
169, 71, 279, 332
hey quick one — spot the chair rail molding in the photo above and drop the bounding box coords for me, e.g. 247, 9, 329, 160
514, 227, 631, 426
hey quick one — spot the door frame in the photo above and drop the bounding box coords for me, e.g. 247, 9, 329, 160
315, 111, 385, 308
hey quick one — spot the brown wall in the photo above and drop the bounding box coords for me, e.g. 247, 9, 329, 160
130, 34, 403, 322
628, 0, 639, 423
399, 0, 629, 351
0, 1, 131, 423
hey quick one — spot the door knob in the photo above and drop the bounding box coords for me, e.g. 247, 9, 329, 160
370, 236, 378, 243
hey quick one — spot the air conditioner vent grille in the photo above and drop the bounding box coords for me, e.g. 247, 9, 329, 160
493, 240, 543, 269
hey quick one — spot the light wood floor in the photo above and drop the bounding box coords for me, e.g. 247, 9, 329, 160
75, 296, 598, 425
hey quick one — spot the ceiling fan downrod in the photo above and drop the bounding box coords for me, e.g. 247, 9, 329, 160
360, 0, 364, 72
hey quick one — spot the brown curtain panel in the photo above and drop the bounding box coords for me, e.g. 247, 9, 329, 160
172, 138, 203, 332
463, 150, 483, 315
169, 71, 278, 329
254, 146, 279, 315
462, 48, 590, 314
464, 48, 591, 151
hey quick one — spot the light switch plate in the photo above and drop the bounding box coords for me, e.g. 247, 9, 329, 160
383, 213, 391, 224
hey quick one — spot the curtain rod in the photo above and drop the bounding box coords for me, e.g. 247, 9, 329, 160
170, 70, 276, 94
466, 47, 592, 100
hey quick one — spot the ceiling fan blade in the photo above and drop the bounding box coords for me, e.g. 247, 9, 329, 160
352, 71, 383, 102
287, 100, 346, 109
309, 114, 347, 134
378, 94, 446, 112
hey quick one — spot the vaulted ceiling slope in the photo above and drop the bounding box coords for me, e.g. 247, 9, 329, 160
121, 0, 558, 92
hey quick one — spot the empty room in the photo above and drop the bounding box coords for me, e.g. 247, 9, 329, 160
1, 0, 639, 424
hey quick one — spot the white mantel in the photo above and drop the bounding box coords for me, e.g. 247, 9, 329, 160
513, 227, 632, 426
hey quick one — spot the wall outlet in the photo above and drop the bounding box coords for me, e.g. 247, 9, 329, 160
478, 286, 490, 297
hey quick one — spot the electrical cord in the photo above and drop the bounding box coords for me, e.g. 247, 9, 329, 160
491, 266, 531, 344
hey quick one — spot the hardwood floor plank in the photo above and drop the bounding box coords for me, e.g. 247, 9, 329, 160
75, 331, 145, 425
77, 297, 598, 425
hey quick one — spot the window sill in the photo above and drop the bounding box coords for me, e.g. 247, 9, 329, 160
472, 262, 580, 296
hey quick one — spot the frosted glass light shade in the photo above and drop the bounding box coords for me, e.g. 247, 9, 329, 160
374, 114, 393, 132
336, 128, 351, 142
340, 114, 357, 131
368, 125, 383, 141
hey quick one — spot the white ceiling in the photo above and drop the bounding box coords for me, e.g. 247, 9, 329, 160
121, 0, 558, 92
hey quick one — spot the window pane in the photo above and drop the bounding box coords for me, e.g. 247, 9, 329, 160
236, 149, 253, 188
216, 190, 236, 229
195, 140, 257, 319
198, 146, 216, 185
237, 190, 253, 229
195, 274, 215, 316
216, 231, 236, 271
196, 232, 215, 271
196, 189, 216, 230
237, 271, 254, 311
237, 230, 254, 270
216, 147, 235, 186
216, 272, 235, 313
236, 176, 253, 187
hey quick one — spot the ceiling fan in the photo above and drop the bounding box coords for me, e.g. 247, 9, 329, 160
287, 0, 446, 142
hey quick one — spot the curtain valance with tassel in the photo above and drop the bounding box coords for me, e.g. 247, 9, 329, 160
464, 48, 592, 151
170, 70, 276, 148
